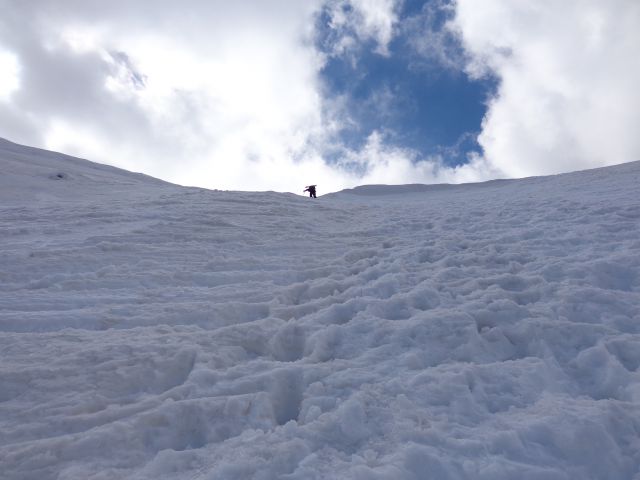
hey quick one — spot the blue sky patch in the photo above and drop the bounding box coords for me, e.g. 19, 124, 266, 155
316, 0, 497, 166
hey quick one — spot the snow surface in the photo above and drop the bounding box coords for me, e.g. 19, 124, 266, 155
1, 137, 640, 479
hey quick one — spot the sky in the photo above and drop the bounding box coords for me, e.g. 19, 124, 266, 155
0, 0, 639, 193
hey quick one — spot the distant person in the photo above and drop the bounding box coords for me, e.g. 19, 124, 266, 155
304, 185, 317, 198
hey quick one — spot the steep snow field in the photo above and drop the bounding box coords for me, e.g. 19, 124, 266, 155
1, 137, 640, 479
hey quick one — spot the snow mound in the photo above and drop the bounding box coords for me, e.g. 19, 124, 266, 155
0, 137, 170, 204
1, 140, 640, 479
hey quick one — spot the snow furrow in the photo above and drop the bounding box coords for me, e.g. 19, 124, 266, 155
1, 141, 639, 479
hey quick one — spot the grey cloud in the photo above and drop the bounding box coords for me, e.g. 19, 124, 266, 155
108, 51, 147, 90
0, 2, 154, 150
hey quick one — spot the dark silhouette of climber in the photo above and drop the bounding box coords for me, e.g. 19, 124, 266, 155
304, 185, 317, 198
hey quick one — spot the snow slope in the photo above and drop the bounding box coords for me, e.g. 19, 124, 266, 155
1, 137, 639, 479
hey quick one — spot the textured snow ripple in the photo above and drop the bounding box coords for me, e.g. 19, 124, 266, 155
1, 142, 640, 479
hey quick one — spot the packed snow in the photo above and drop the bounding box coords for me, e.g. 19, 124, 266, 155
1, 137, 639, 480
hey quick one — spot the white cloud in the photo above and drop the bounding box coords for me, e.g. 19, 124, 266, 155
0, 0, 493, 194
12, 1, 628, 194
0, 49, 20, 101
403, 0, 466, 72
451, 0, 640, 177
325, 0, 401, 56
348, 0, 400, 54
0, 0, 335, 192
338, 131, 496, 186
